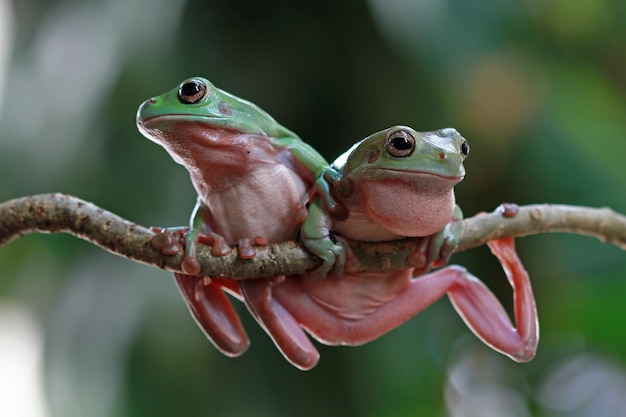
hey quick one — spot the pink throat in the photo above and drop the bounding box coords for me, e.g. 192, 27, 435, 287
363, 179, 456, 237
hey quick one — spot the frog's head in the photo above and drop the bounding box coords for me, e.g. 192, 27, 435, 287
336, 126, 468, 183
136, 77, 300, 190
333, 126, 469, 238
136, 77, 295, 146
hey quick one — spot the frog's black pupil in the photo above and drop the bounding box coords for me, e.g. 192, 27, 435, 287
392, 137, 412, 150
461, 141, 469, 156
181, 82, 201, 97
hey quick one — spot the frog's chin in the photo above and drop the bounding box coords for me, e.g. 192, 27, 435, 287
138, 118, 260, 154
362, 179, 456, 237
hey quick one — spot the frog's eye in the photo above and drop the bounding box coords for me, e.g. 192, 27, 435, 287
178, 80, 207, 104
385, 130, 415, 158
460, 140, 470, 158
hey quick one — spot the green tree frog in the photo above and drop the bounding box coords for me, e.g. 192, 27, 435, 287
136, 77, 341, 358
240, 126, 539, 370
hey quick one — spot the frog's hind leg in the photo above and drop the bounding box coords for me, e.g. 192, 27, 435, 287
304, 237, 537, 362
174, 273, 249, 357
239, 278, 320, 371
445, 237, 538, 362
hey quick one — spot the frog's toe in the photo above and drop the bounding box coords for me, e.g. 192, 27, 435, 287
308, 242, 347, 279
253, 236, 269, 246
238, 238, 256, 259
408, 236, 430, 267
437, 238, 456, 266
333, 249, 346, 278
328, 236, 348, 277
150, 228, 184, 255
407, 249, 427, 269
181, 255, 201, 275
197, 232, 232, 256
302, 238, 342, 279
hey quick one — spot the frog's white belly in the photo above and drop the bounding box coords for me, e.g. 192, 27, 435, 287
204, 164, 309, 244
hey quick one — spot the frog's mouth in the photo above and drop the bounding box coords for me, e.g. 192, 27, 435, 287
376, 168, 464, 183
137, 98, 233, 127
139, 114, 266, 136
140, 114, 230, 126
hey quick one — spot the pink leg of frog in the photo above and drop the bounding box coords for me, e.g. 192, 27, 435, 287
174, 274, 249, 356
240, 237, 538, 370
172, 234, 272, 356
152, 219, 275, 357
152, 226, 251, 356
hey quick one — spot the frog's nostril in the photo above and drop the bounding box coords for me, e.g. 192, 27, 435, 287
149, 98, 157, 104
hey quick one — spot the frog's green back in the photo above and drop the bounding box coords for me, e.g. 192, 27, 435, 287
216, 86, 299, 139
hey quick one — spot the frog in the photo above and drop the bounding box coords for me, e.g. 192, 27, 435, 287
136, 77, 342, 358
240, 126, 538, 370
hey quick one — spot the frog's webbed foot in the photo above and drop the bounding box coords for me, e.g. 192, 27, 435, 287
407, 233, 452, 275
197, 231, 232, 257
175, 200, 234, 275
151, 226, 201, 274
408, 205, 463, 272
237, 238, 256, 259
302, 233, 347, 279
150, 226, 186, 254
175, 273, 249, 356
151, 225, 234, 275
300, 196, 346, 278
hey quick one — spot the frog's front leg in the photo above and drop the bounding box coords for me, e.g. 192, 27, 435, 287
182, 198, 234, 274
277, 137, 343, 217
408, 204, 463, 272
239, 278, 320, 370
175, 273, 249, 356
300, 196, 346, 278
150, 198, 233, 275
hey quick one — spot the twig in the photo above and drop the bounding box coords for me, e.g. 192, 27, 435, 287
0, 193, 624, 278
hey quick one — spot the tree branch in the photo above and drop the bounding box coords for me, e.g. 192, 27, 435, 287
0, 193, 624, 278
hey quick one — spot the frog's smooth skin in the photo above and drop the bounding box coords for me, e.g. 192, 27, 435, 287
137, 77, 339, 357
241, 127, 538, 370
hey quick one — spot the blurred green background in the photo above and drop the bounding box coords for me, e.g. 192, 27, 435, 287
1, 0, 625, 416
